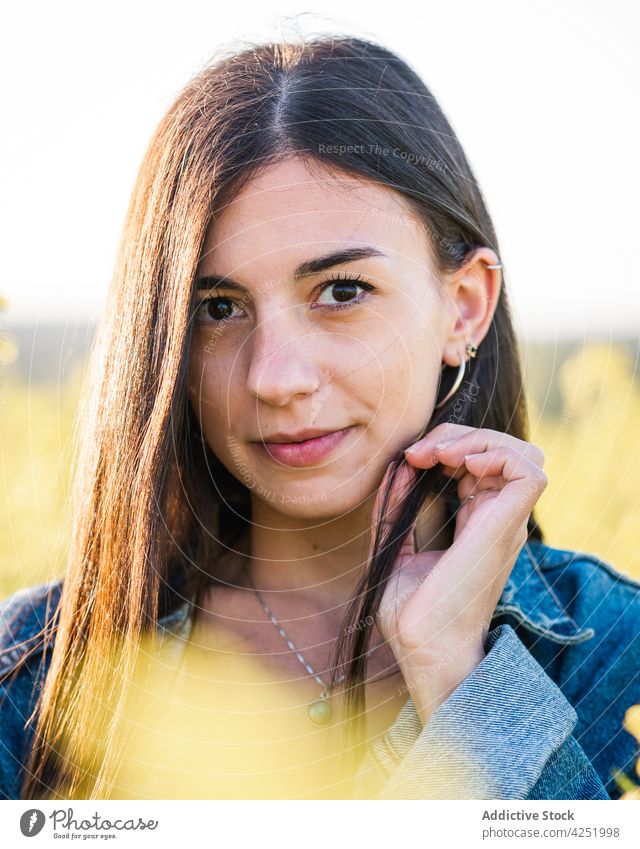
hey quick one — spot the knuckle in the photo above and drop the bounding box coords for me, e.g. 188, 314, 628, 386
432, 422, 462, 441
531, 444, 545, 466
534, 468, 549, 488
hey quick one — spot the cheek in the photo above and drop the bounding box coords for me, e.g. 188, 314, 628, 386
372, 329, 441, 425
187, 348, 228, 435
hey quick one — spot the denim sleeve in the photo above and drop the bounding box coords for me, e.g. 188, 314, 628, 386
351, 623, 610, 799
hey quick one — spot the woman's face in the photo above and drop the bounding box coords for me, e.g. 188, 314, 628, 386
188, 156, 470, 521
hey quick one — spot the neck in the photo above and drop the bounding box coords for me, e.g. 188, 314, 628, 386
243, 489, 451, 614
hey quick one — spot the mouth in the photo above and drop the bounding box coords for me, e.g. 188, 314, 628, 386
251, 426, 356, 467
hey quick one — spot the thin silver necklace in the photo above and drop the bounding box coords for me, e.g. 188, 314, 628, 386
241, 562, 397, 727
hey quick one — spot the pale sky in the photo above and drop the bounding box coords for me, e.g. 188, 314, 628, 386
1, 0, 638, 339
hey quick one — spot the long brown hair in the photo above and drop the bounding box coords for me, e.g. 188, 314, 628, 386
18, 34, 542, 798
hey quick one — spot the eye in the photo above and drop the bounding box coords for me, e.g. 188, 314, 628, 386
194, 295, 247, 324
313, 272, 375, 311
193, 271, 376, 325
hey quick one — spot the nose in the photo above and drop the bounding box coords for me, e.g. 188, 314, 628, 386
246, 309, 323, 407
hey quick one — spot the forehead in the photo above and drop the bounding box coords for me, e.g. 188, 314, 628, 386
198, 156, 432, 277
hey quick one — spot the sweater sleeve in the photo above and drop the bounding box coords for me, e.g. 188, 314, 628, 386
350, 623, 609, 799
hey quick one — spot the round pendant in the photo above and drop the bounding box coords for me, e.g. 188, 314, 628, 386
307, 698, 333, 726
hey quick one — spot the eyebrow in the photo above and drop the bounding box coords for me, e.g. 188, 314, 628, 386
195, 246, 387, 291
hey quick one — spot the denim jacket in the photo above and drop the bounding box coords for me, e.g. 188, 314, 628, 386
1, 538, 640, 800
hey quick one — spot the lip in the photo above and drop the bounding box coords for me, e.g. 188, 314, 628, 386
251, 426, 356, 467
257, 427, 346, 443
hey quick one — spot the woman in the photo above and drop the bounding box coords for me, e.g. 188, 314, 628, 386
1, 35, 639, 801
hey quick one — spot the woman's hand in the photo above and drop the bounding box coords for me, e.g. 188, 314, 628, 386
370, 424, 548, 724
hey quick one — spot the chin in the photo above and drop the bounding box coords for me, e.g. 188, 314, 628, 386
251, 482, 354, 521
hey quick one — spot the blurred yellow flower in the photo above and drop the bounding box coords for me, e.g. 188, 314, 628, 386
623, 705, 640, 743
612, 705, 640, 800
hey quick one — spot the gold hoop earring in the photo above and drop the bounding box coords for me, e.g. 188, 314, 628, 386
434, 342, 478, 409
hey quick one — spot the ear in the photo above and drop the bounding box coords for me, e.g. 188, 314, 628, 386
439, 247, 503, 366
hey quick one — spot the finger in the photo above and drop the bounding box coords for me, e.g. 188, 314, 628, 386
405, 423, 474, 458
369, 460, 418, 561
439, 462, 467, 480
467, 474, 504, 493
461, 448, 548, 536
440, 463, 504, 491
456, 472, 506, 501
461, 446, 548, 485
407, 430, 545, 470
405, 425, 545, 468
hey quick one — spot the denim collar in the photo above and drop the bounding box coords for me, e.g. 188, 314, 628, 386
492, 541, 595, 644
